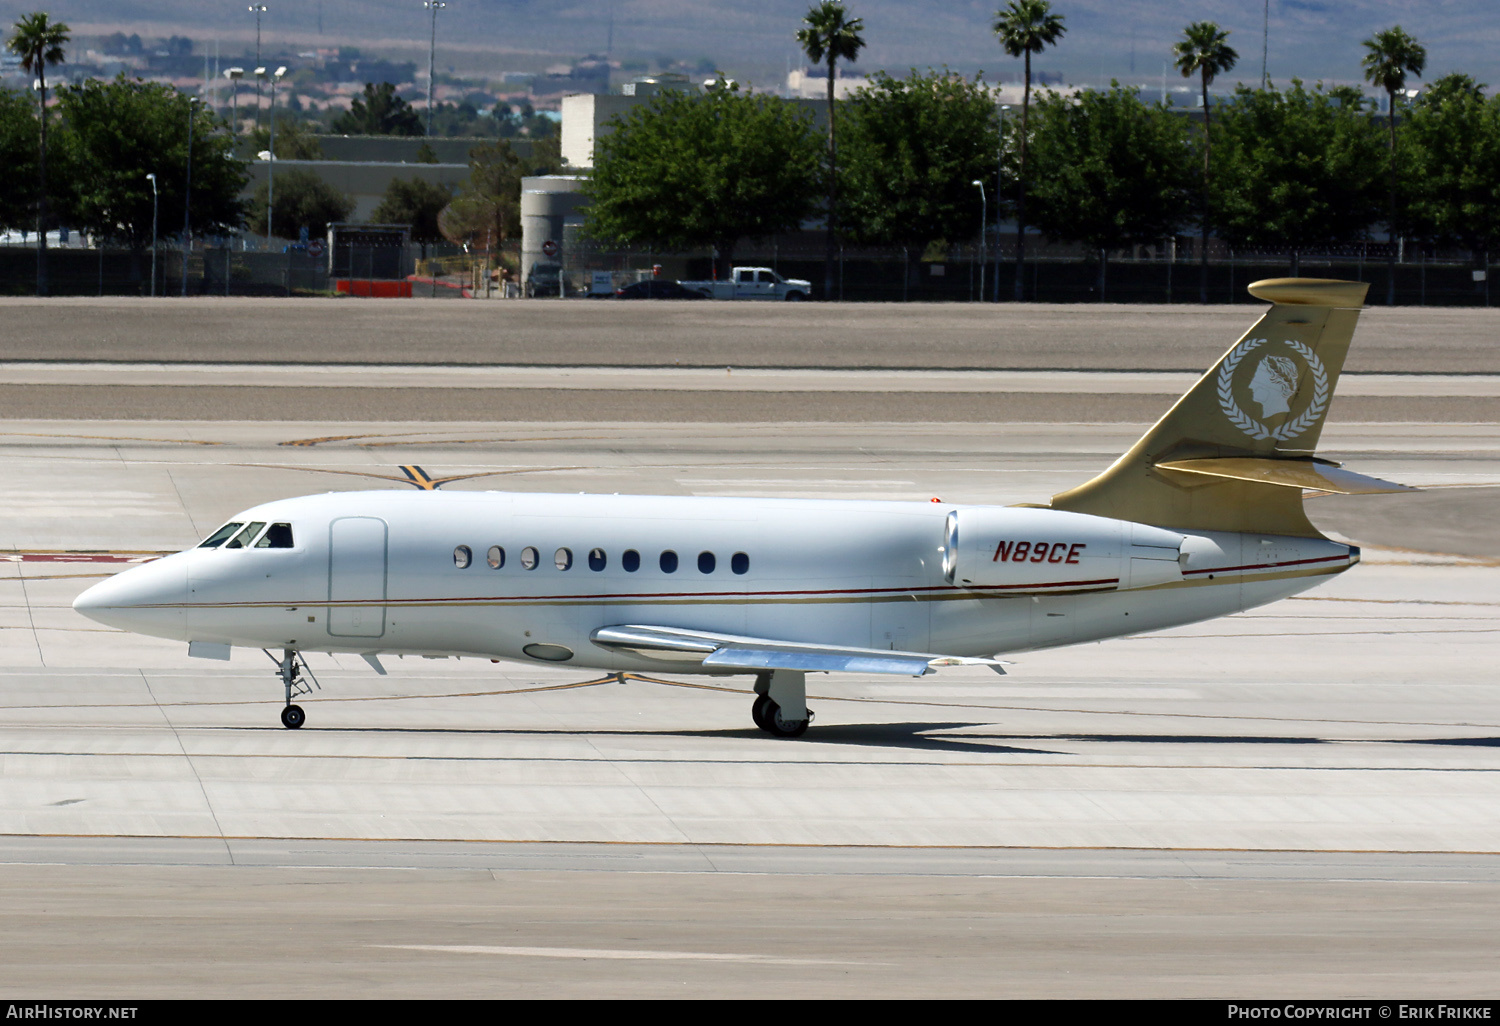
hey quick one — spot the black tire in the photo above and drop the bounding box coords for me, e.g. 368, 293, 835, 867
783, 291, 805, 302
281, 704, 306, 730
751, 694, 772, 730
756, 698, 810, 738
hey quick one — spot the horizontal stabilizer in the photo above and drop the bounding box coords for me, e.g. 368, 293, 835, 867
1155, 457, 1416, 495
590, 624, 1004, 677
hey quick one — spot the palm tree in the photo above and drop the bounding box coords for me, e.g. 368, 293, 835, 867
993, 0, 1066, 301
6, 11, 69, 297
797, 0, 865, 301
1174, 21, 1236, 304
1363, 25, 1426, 306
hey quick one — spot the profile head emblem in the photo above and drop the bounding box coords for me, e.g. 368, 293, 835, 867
1248, 354, 1300, 418
1216, 338, 1329, 441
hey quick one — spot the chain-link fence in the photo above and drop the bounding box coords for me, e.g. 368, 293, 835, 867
552, 230, 1498, 305
3, 235, 1493, 304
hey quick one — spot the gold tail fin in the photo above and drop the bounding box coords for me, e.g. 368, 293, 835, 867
1049, 278, 1373, 538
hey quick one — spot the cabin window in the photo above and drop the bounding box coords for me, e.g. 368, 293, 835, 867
198, 522, 243, 548
622, 549, 640, 572
697, 551, 716, 574
454, 545, 472, 569
487, 545, 505, 569
554, 547, 573, 571
521, 546, 539, 570
588, 548, 606, 571
255, 523, 295, 549
731, 552, 750, 575
660, 550, 678, 573
225, 522, 266, 549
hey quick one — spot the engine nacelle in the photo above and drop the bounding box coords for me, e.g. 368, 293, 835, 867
942, 507, 1185, 593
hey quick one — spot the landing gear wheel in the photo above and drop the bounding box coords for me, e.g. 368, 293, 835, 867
280, 704, 306, 730
755, 698, 810, 738
751, 694, 773, 731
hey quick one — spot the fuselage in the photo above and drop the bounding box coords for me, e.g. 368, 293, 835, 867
73, 489, 1357, 672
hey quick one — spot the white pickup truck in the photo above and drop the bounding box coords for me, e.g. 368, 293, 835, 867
680, 266, 812, 301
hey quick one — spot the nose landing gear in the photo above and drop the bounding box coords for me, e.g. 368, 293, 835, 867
264, 648, 320, 729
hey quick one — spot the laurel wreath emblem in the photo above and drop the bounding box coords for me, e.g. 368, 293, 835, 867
1215, 337, 1330, 441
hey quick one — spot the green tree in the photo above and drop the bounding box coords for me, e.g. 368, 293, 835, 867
372, 176, 451, 257
58, 76, 247, 271
838, 69, 1001, 291
1211, 81, 1385, 276
1174, 21, 1237, 303
584, 87, 821, 279
247, 168, 352, 240
437, 136, 561, 254
1362, 25, 1426, 304
7, 11, 68, 294
331, 82, 424, 136
993, 0, 1067, 301
1026, 84, 1192, 300
0, 88, 38, 232
797, 1, 865, 300
1402, 75, 1500, 262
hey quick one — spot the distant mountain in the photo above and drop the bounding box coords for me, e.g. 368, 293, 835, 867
32, 0, 1500, 94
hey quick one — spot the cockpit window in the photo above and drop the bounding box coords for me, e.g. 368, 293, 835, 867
255, 523, 295, 549
198, 522, 244, 548
224, 522, 266, 549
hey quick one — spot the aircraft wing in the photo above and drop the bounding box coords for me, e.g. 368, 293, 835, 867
589, 624, 1006, 677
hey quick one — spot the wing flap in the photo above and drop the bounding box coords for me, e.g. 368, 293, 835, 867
590, 624, 1003, 677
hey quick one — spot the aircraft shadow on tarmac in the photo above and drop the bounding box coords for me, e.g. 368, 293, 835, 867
224, 720, 1063, 755
219, 720, 1500, 754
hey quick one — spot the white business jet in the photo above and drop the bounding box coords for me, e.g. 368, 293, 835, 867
74, 278, 1410, 736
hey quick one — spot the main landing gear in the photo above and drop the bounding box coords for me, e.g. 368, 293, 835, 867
265, 648, 320, 729
751, 670, 813, 738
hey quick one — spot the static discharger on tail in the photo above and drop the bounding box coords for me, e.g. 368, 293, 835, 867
74, 278, 1413, 737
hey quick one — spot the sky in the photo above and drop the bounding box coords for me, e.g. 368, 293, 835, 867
15, 0, 1497, 95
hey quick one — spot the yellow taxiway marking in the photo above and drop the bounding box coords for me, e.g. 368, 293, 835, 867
234, 463, 586, 489
372, 944, 872, 965
279, 431, 612, 448
0, 432, 222, 446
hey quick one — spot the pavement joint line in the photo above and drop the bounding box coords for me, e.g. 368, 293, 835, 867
139, 668, 232, 859
3, 753, 1495, 771
4, 833, 1500, 858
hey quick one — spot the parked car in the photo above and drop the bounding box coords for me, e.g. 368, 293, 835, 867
614, 280, 709, 300
678, 266, 811, 300
525, 262, 562, 297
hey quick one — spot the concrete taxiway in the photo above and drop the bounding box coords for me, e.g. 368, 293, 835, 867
0, 300, 1497, 996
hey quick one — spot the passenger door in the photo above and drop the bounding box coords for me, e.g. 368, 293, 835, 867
327, 517, 388, 638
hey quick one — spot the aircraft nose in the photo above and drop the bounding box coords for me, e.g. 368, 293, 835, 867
73, 554, 190, 640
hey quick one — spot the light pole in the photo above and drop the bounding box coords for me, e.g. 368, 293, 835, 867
145, 173, 158, 297
266, 66, 286, 245
223, 67, 243, 136
248, 5, 267, 133
996, 103, 1010, 302
972, 180, 986, 303
424, 2, 447, 138
181, 98, 197, 297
